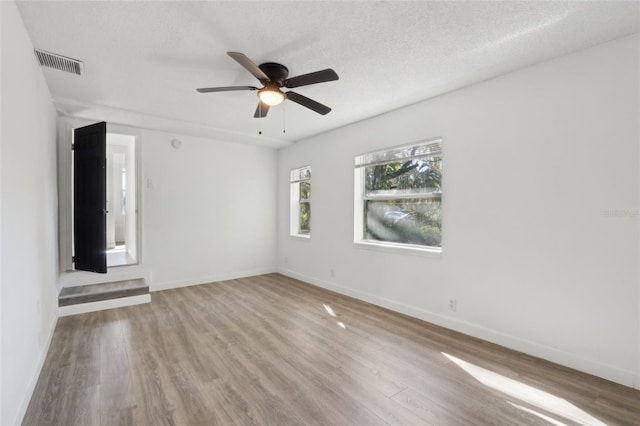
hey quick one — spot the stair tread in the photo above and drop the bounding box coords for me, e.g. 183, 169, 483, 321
58, 279, 148, 306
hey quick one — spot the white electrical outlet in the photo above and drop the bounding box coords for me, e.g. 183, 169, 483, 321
449, 299, 457, 312
330, 269, 335, 278
284, 256, 288, 264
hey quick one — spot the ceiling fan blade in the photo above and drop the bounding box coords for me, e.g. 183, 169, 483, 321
196, 86, 258, 93
286, 92, 332, 115
227, 52, 270, 83
254, 101, 270, 118
284, 69, 339, 88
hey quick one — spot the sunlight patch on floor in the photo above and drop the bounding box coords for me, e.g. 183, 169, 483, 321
442, 352, 607, 426
508, 402, 568, 426
323, 304, 346, 329
323, 304, 337, 317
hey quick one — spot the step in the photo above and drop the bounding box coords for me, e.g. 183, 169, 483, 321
58, 278, 149, 307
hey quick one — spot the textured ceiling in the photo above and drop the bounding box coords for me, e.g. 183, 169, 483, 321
16, 1, 640, 149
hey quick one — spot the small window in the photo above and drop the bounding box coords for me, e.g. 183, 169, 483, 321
121, 168, 127, 215
290, 166, 311, 237
354, 138, 442, 251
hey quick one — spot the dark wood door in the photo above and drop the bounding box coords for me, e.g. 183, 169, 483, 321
73, 122, 107, 273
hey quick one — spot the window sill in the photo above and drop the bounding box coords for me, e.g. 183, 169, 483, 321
354, 240, 442, 258
290, 234, 311, 241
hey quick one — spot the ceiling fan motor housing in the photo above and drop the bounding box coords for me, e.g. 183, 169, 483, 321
258, 62, 289, 85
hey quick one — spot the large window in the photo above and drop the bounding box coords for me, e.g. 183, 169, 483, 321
290, 166, 311, 237
354, 138, 442, 251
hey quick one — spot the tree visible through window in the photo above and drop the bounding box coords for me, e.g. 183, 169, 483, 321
355, 139, 442, 249
290, 166, 311, 236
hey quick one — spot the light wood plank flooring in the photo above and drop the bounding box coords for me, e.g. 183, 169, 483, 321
24, 274, 640, 425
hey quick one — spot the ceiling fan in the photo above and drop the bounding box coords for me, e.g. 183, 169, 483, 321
197, 52, 339, 118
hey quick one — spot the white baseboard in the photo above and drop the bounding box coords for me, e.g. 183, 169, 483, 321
151, 267, 277, 292
58, 294, 151, 317
278, 267, 639, 390
14, 314, 58, 426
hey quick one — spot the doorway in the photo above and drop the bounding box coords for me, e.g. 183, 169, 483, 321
105, 133, 137, 267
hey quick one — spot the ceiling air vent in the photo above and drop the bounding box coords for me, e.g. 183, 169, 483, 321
34, 49, 83, 75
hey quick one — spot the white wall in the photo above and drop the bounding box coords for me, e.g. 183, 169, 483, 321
0, 2, 59, 424
142, 130, 278, 290
126, 136, 137, 261
278, 34, 640, 388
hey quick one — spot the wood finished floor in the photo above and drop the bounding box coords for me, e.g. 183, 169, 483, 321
24, 273, 640, 425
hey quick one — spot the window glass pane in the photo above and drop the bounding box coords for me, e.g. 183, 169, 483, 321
355, 141, 441, 167
364, 198, 441, 247
365, 156, 442, 196
291, 166, 311, 182
299, 181, 311, 201
299, 202, 311, 234
291, 165, 311, 237
300, 167, 311, 180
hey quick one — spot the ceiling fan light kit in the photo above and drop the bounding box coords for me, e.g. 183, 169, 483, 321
258, 86, 285, 106
197, 52, 338, 118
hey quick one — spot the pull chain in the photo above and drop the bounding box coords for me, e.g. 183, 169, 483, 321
282, 101, 286, 134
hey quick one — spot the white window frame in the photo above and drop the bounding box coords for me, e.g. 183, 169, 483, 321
354, 138, 443, 255
290, 166, 311, 238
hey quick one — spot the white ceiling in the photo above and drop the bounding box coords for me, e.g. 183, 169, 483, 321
16, 1, 640, 149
